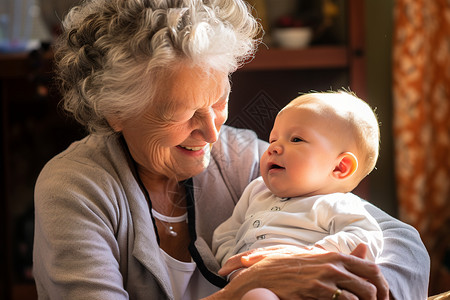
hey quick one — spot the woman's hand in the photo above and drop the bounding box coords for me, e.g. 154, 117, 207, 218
217, 244, 389, 300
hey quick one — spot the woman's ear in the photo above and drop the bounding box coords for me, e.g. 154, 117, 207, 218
332, 152, 358, 180
107, 117, 123, 133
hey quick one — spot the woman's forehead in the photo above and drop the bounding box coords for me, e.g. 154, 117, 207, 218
160, 66, 230, 106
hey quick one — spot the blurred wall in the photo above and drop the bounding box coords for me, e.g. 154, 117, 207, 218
365, 0, 397, 216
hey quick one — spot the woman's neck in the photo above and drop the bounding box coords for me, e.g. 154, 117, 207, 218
142, 175, 192, 261
143, 178, 186, 215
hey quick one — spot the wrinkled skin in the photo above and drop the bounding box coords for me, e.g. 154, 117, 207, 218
207, 244, 389, 300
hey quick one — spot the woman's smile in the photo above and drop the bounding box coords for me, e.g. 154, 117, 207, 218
176, 144, 209, 156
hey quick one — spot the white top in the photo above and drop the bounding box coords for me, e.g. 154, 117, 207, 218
160, 249, 219, 300
153, 209, 219, 300
160, 249, 195, 300
213, 177, 384, 265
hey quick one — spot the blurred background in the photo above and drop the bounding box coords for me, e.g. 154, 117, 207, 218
0, 0, 448, 299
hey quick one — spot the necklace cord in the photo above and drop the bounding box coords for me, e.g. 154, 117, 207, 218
119, 135, 226, 287
151, 209, 188, 223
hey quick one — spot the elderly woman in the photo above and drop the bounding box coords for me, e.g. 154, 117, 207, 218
33, 0, 429, 299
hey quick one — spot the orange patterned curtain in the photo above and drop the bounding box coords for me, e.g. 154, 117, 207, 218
392, 0, 450, 295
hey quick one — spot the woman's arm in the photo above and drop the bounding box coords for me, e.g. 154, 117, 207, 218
314, 194, 384, 262
34, 160, 128, 299
364, 202, 430, 300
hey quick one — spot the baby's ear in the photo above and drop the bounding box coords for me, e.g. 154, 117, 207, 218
332, 152, 358, 180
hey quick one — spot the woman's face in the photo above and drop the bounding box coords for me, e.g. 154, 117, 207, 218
117, 65, 230, 182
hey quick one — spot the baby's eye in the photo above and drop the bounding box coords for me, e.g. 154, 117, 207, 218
269, 138, 277, 144
291, 137, 304, 142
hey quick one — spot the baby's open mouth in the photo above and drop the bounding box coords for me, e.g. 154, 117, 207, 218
269, 164, 284, 170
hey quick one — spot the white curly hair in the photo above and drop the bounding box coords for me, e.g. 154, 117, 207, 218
55, 0, 261, 134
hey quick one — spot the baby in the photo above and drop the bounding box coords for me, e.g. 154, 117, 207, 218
212, 91, 383, 300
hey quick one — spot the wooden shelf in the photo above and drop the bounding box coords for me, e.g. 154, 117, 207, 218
12, 283, 37, 300
0, 50, 54, 79
240, 46, 349, 71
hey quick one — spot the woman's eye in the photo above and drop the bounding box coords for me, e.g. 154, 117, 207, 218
213, 99, 228, 112
172, 112, 194, 123
292, 137, 304, 142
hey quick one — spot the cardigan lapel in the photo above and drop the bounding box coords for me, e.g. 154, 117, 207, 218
130, 199, 174, 298
119, 135, 174, 298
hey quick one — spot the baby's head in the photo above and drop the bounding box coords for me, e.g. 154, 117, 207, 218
260, 91, 379, 198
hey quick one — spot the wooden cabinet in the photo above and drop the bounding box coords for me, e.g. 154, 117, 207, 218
0, 50, 85, 300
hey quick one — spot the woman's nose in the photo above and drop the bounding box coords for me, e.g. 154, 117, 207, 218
197, 109, 220, 143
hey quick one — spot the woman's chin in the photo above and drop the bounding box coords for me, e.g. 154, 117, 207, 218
174, 146, 212, 179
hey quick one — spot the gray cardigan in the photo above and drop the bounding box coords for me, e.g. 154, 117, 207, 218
33, 125, 429, 300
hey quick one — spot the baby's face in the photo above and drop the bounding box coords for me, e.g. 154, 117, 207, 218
260, 105, 345, 198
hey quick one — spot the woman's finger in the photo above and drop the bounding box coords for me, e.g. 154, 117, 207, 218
218, 248, 267, 275
285, 247, 388, 299
219, 246, 295, 275
350, 243, 368, 259
240, 245, 325, 267
339, 253, 389, 300
314, 251, 388, 300
218, 255, 243, 276
338, 289, 359, 300
327, 264, 377, 300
